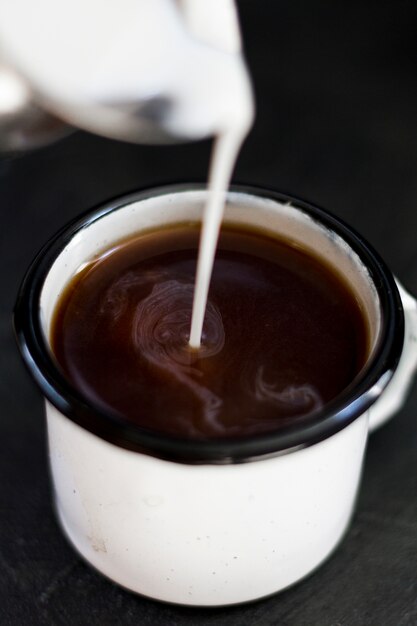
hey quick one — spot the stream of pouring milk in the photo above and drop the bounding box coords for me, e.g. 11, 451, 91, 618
179, 4, 255, 349
189, 129, 249, 348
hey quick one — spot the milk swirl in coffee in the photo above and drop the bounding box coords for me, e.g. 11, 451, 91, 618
51, 226, 368, 438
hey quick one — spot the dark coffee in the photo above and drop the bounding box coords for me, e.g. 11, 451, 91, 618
51, 224, 368, 439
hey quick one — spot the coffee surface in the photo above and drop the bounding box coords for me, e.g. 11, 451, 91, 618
51, 225, 368, 439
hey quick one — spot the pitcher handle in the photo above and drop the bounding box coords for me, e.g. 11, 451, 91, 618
369, 280, 417, 432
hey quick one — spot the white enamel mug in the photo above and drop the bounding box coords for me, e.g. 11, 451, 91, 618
14, 185, 417, 606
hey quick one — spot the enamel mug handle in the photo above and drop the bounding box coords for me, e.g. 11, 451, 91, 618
369, 281, 417, 432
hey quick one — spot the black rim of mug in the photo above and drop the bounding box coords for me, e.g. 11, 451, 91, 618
13, 184, 404, 464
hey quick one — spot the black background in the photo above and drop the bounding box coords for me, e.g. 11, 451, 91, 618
1, 1, 417, 624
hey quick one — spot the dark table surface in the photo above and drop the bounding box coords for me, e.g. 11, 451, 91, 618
1, 2, 417, 624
